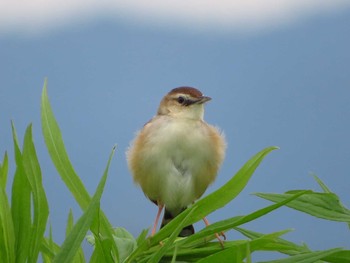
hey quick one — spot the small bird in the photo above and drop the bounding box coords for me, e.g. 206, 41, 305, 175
126, 87, 226, 237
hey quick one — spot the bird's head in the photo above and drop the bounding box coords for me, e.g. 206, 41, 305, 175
157, 87, 211, 120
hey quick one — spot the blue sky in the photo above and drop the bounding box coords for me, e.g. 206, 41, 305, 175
1, 1, 350, 260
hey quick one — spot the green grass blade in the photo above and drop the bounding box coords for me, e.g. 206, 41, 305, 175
89, 146, 119, 262
41, 81, 114, 237
40, 223, 61, 262
42, 252, 51, 263
53, 147, 113, 263
90, 237, 115, 263
22, 124, 49, 262
41, 80, 91, 210
255, 191, 350, 223
10, 122, 32, 263
161, 242, 233, 262
257, 247, 343, 263
148, 208, 197, 263
234, 227, 310, 255
311, 174, 332, 193
0, 152, 9, 188
194, 230, 290, 263
159, 230, 291, 263
66, 210, 86, 263
323, 250, 350, 263
136, 229, 149, 247
47, 224, 55, 260
0, 184, 15, 262
0, 151, 14, 262
170, 244, 178, 263
179, 190, 308, 246
41, 237, 61, 260
195, 244, 245, 263
66, 209, 74, 236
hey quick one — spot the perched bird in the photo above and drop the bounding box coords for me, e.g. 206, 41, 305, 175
126, 87, 226, 237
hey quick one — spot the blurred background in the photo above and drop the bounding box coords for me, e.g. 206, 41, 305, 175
1, 0, 350, 260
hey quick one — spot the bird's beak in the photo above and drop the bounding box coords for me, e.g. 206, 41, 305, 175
184, 96, 212, 106
196, 96, 211, 104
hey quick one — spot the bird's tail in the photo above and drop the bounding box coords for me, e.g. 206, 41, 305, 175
161, 207, 194, 237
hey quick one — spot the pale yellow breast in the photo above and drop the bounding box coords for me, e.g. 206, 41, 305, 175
126, 115, 226, 214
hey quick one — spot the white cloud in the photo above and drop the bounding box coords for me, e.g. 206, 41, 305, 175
0, 0, 349, 35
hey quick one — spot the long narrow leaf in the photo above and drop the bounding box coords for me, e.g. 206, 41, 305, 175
53, 201, 99, 263
22, 124, 49, 262
53, 147, 115, 263
41, 237, 61, 260
158, 230, 290, 263
323, 250, 350, 263
0, 152, 9, 188
41, 81, 114, 237
90, 236, 115, 263
234, 227, 310, 256
90, 146, 119, 262
0, 150, 14, 263
257, 247, 342, 263
66, 209, 74, 236
196, 230, 291, 263
41, 80, 91, 209
312, 174, 332, 193
41, 224, 59, 262
195, 242, 246, 263
11, 122, 32, 262
66, 210, 85, 263
255, 191, 350, 223
148, 208, 197, 263
179, 190, 309, 246
0, 186, 15, 262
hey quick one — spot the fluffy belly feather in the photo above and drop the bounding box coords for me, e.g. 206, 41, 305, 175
127, 117, 223, 215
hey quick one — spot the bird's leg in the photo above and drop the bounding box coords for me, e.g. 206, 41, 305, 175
151, 203, 164, 236
203, 217, 225, 248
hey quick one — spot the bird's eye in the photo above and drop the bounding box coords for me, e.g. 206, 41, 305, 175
177, 96, 186, 104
